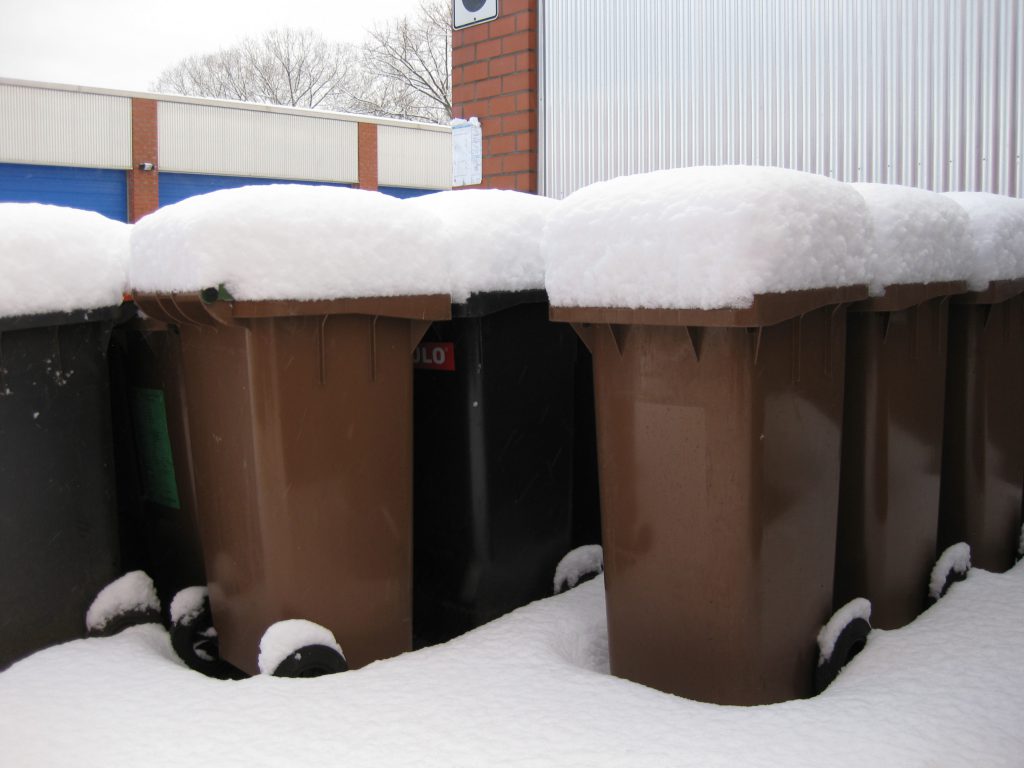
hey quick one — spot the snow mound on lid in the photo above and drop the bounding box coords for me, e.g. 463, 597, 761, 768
406, 189, 558, 302
257, 619, 344, 675
852, 183, 975, 294
0, 203, 129, 319
129, 185, 451, 301
943, 192, 1024, 289
544, 166, 871, 310
85, 571, 160, 633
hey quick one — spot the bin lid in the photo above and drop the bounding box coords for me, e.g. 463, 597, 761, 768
950, 278, 1024, 306
134, 292, 451, 327
0, 304, 127, 334
850, 281, 969, 313
451, 289, 548, 319
550, 285, 868, 328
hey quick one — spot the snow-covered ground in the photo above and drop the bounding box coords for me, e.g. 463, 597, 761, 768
2, 562, 1022, 767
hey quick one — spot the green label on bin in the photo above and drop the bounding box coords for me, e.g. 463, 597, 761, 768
130, 387, 181, 510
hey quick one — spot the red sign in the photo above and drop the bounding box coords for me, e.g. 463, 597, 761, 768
414, 342, 455, 371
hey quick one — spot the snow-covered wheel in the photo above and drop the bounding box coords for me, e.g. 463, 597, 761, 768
85, 571, 162, 638
169, 587, 245, 680
553, 544, 604, 595
258, 619, 348, 678
927, 542, 971, 607
1017, 523, 1023, 564
813, 598, 872, 695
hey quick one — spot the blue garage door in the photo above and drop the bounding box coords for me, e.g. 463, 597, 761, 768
0, 163, 128, 222
378, 186, 440, 199
159, 173, 352, 207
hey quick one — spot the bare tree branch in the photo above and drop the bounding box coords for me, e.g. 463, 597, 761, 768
150, 3, 452, 125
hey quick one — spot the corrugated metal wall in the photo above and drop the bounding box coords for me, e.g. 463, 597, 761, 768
540, 0, 1023, 199
0, 83, 131, 169
158, 101, 361, 183
377, 125, 452, 190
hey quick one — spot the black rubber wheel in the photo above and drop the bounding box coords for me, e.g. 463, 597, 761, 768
86, 605, 162, 638
170, 591, 246, 681
271, 644, 349, 678
813, 616, 871, 695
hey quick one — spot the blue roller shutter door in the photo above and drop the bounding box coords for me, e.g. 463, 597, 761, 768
0, 163, 128, 222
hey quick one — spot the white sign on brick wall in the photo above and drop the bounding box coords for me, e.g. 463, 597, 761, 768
452, 117, 482, 187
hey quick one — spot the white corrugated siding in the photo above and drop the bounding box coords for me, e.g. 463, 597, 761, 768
377, 125, 452, 190
158, 101, 359, 182
0, 83, 131, 169
540, 0, 1023, 198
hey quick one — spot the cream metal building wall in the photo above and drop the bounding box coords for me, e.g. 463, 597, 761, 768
157, 101, 361, 183
0, 78, 452, 191
539, 0, 1023, 199
378, 125, 452, 190
0, 81, 131, 169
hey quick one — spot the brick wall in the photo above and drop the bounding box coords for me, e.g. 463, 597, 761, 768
358, 122, 379, 191
128, 98, 158, 222
452, 0, 539, 192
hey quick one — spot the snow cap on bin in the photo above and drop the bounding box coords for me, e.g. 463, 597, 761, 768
943, 192, 1024, 291
0, 203, 129, 319
129, 185, 451, 301
405, 189, 558, 303
544, 165, 871, 310
853, 183, 976, 295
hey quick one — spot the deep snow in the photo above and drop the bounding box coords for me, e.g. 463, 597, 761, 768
129, 185, 451, 301
0, 203, 129, 319
544, 165, 873, 310
1, 563, 1022, 767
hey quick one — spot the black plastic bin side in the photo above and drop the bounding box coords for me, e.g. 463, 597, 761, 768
109, 312, 206, 614
412, 290, 584, 647
0, 307, 122, 669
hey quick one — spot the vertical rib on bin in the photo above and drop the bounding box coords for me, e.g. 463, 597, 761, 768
834, 282, 965, 629
135, 293, 449, 675
939, 279, 1024, 573
552, 286, 865, 706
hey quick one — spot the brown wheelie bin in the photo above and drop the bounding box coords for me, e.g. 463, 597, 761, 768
552, 285, 865, 706
938, 279, 1024, 573
134, 291, 449, 676
833, 282, 966, 629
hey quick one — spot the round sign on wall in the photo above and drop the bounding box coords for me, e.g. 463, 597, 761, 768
453, 0, 498, 29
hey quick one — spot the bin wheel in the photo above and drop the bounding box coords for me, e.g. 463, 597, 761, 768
270, 644, 349, 678
553, 544, 605, 595
813, 598, 872, 695
169, 587, 246, 681
258, 619, 348, 678
927, 542, 971, 607
85, 571, 162, 638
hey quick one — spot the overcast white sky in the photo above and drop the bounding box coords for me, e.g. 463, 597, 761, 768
0, 0, 426, 92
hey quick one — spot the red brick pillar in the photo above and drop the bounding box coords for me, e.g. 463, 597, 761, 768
452, 0, 538, 192
128, 98, 159, 222
358, 122, 379, 191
